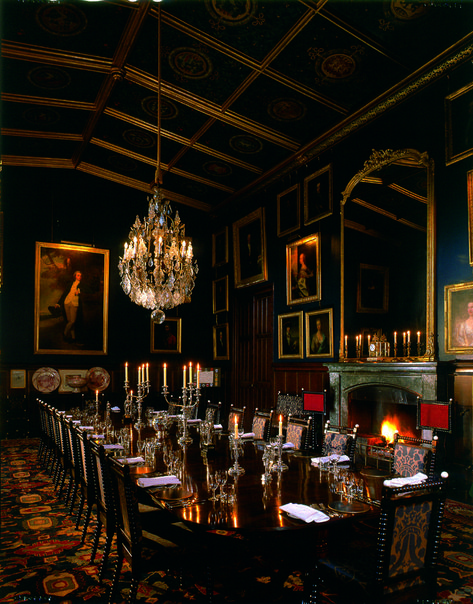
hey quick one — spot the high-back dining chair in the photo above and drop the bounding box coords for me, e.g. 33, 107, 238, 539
251, 409, 273, 441
75, 427, 98, 542
286, 415, 312, 450
392, 432, 438, 479
321, 420, 359, 463
227, 405, 246, 433
309, 474, 449, 603
205, 401, 222, 425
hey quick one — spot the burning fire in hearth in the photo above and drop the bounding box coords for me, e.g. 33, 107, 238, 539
380, 414, 416, 443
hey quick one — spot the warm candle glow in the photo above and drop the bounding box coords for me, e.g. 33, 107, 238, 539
344, 335, 348, 348
189, 362, 193, 384
417, 331, 421, 344
394, 332, 397, 345
138, 366, 141, 385
403, 332, 406, 345
125, 362, 129, 382
183, 365, 187, 387
407, 330, 411, 344
146, 363, 149, 382
163, 363, 167, 387
234, 416, 239, 439
96, 390, 98, 402
196, 363, 200, 389
279, 414, 283, 436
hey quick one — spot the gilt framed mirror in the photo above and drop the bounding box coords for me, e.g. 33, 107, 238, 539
340, 149, 435, 361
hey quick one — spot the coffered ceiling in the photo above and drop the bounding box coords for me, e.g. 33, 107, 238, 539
2, 0, 473, 214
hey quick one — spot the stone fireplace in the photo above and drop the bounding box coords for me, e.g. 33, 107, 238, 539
325, 362, 439, 438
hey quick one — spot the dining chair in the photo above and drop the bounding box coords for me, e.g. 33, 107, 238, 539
286, 415, 312, 450
321, 420, 359, 463
392, 432, 438, 479
107, 455, 212, 604
308, 473, 449, 603
37, 399, 53, 470
64, 418, 83, 514
227, 405, 246, 433
251, 408, 274, 441
75, 427, 98, 542
205, 401, 222, 425
55, 410, 73, 499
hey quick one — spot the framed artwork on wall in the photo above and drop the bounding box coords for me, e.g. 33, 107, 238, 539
445, 82, 473, 166
444, 281, 473, 354
233, 207, 267, 288
212, 275, 229, 314
356, 263, 389, 313
34, 242, 109, 355
10, 370, 26, 389
304, 164, 333, 225
151, 317, 182, 354
286, 234, 320, 305
277, 183, 300, 237
468, 169, 473, 267
212, 226, 228, 267
305, 308, 333, 358
213, 323, 229, 360
58, 369, 88, 393
278, 311, 303, 359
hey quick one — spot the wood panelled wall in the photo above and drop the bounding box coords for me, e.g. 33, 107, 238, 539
273, 364, 330, 403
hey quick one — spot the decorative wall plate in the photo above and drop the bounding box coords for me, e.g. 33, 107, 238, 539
87, 367, 110, 391
32, 367, 60, 393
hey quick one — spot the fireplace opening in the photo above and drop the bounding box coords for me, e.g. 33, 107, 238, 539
348, 385, 420, 438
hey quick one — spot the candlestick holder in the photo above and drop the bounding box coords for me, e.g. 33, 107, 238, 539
417, 343, 421, 356
356, 345, 361, 359
162, 382, 200, 446
393, 345, 397, 358
402, 344, 407, 357
271, 435, 288, 472
124, 377, 150, 423
407, 343, 411, 357
228, 434, 245, 476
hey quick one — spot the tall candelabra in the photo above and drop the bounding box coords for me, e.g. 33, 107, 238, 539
124, 372, 150, 434
162, 381, 200, 446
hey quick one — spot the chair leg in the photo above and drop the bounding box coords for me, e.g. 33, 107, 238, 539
109, 556, 124, 604
99, 532, 114, 583
80, 505, 92, 543
90, 521, 102, 563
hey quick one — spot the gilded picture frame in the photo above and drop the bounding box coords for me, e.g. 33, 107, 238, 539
277, 183, 300, 237
278, 311, 303, 359
151, 317, 182, 354
58, 369, 88, 393
213, 322, 229, 360
356, 263, 389, 313
212, 275, 229, 314
34, 242, 109, 355
305, 308, 333, 358
212, 226, 228, 267
468, 169, 473, 267
444, 281, 473, 354
10, 369, 26, 389
445, 82, 473, 166
286, 234, 320, 305
304, 164, 333, 225
233, 207, 267, 288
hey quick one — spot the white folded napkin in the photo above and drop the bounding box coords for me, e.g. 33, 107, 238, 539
118, 456, 144, 465
111, 406, 120, 412
103, 444, 124, 450
283, 442, 294, 449
241, 432, 255, 439
91, 434, 104, 439
279, 503, 330, 523
383, 472, 428, 488
72, 420, 81, 424
214, 424, 223, 429
187, 418, 202, 424
79, 426, 94, 430
138, 475, 181, 488
311, 454, 350, 465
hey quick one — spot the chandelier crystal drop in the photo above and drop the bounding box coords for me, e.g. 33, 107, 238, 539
118, 184, 198, 322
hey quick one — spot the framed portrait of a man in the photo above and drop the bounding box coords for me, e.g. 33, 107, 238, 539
151, 317, 182, 354
233, 208, 267, 288
305, 309, 333, 358
278, 312, 303, 359
304, 164, 333, 225
286, 234, 320, 305
212, 276, 229, 314
34, 242, 109, 355
444, 281, 473, 354
213, 323, 229, 360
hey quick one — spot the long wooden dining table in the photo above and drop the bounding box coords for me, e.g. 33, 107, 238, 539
128, 421, 383, 536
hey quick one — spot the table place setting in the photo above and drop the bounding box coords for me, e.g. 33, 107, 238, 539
117, 456, 145, 465
383, 472, 428, 487
311, 453, 350, 466
279, 503, 330, 523
137, 475, 181, 488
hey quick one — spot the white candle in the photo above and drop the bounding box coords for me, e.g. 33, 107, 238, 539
407, 330, 411, 344
417, 331, 421, 344
96, 390, 99, 402
183, 365, 187, 387
146, 363, 149, 382
344, 335, 348, 349
356, 335, 359, 347
403, 332, 406, 345
125, 362, 129, 382
138, 366, 141, 385
196, 363, 200, 389
163, 363, 167, 387
367, 335, 371, 348
279, 415, 283, 436
393, 332, 397, 346
189, 362, 193, 384
234, 417, 239, 439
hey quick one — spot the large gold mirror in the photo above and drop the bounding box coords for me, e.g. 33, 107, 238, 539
340, 149, 435, 361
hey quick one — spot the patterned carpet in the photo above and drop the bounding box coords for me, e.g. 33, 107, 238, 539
1, 439, 472, 604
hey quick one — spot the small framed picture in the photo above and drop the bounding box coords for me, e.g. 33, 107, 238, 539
233, 207, 267, 288
278, 311, 303, 359
213, 323, 229, 360
468, 170, 473, 267
286, 234, 320, 305
444, 281, 473, 354
58, 369, 88, 393
212, 276, 229, 314
356, 263, 389, 313
151, 317, 182, 354
305, 309, 333, 358
445, 82, 473, 166
277, 183, 300, 237
212, 227, 228, 267
304, 164, 333, 225
10, 370, 26, 389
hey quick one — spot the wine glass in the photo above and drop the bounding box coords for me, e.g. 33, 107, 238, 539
208, 473, 219, 501
216, 469, 227, 501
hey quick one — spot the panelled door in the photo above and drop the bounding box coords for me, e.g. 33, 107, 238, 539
232, 285, 274, 427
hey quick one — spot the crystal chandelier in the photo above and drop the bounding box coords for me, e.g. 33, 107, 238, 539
118, 5, 198, 324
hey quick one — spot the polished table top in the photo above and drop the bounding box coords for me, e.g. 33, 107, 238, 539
129, 424, 383, 534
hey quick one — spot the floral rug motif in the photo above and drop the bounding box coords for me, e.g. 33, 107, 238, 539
1, 439, 472, 603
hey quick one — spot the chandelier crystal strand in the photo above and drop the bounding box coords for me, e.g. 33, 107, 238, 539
118, 3, 198, 323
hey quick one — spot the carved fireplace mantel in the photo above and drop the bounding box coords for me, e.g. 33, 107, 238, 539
325, 362, 438, 426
